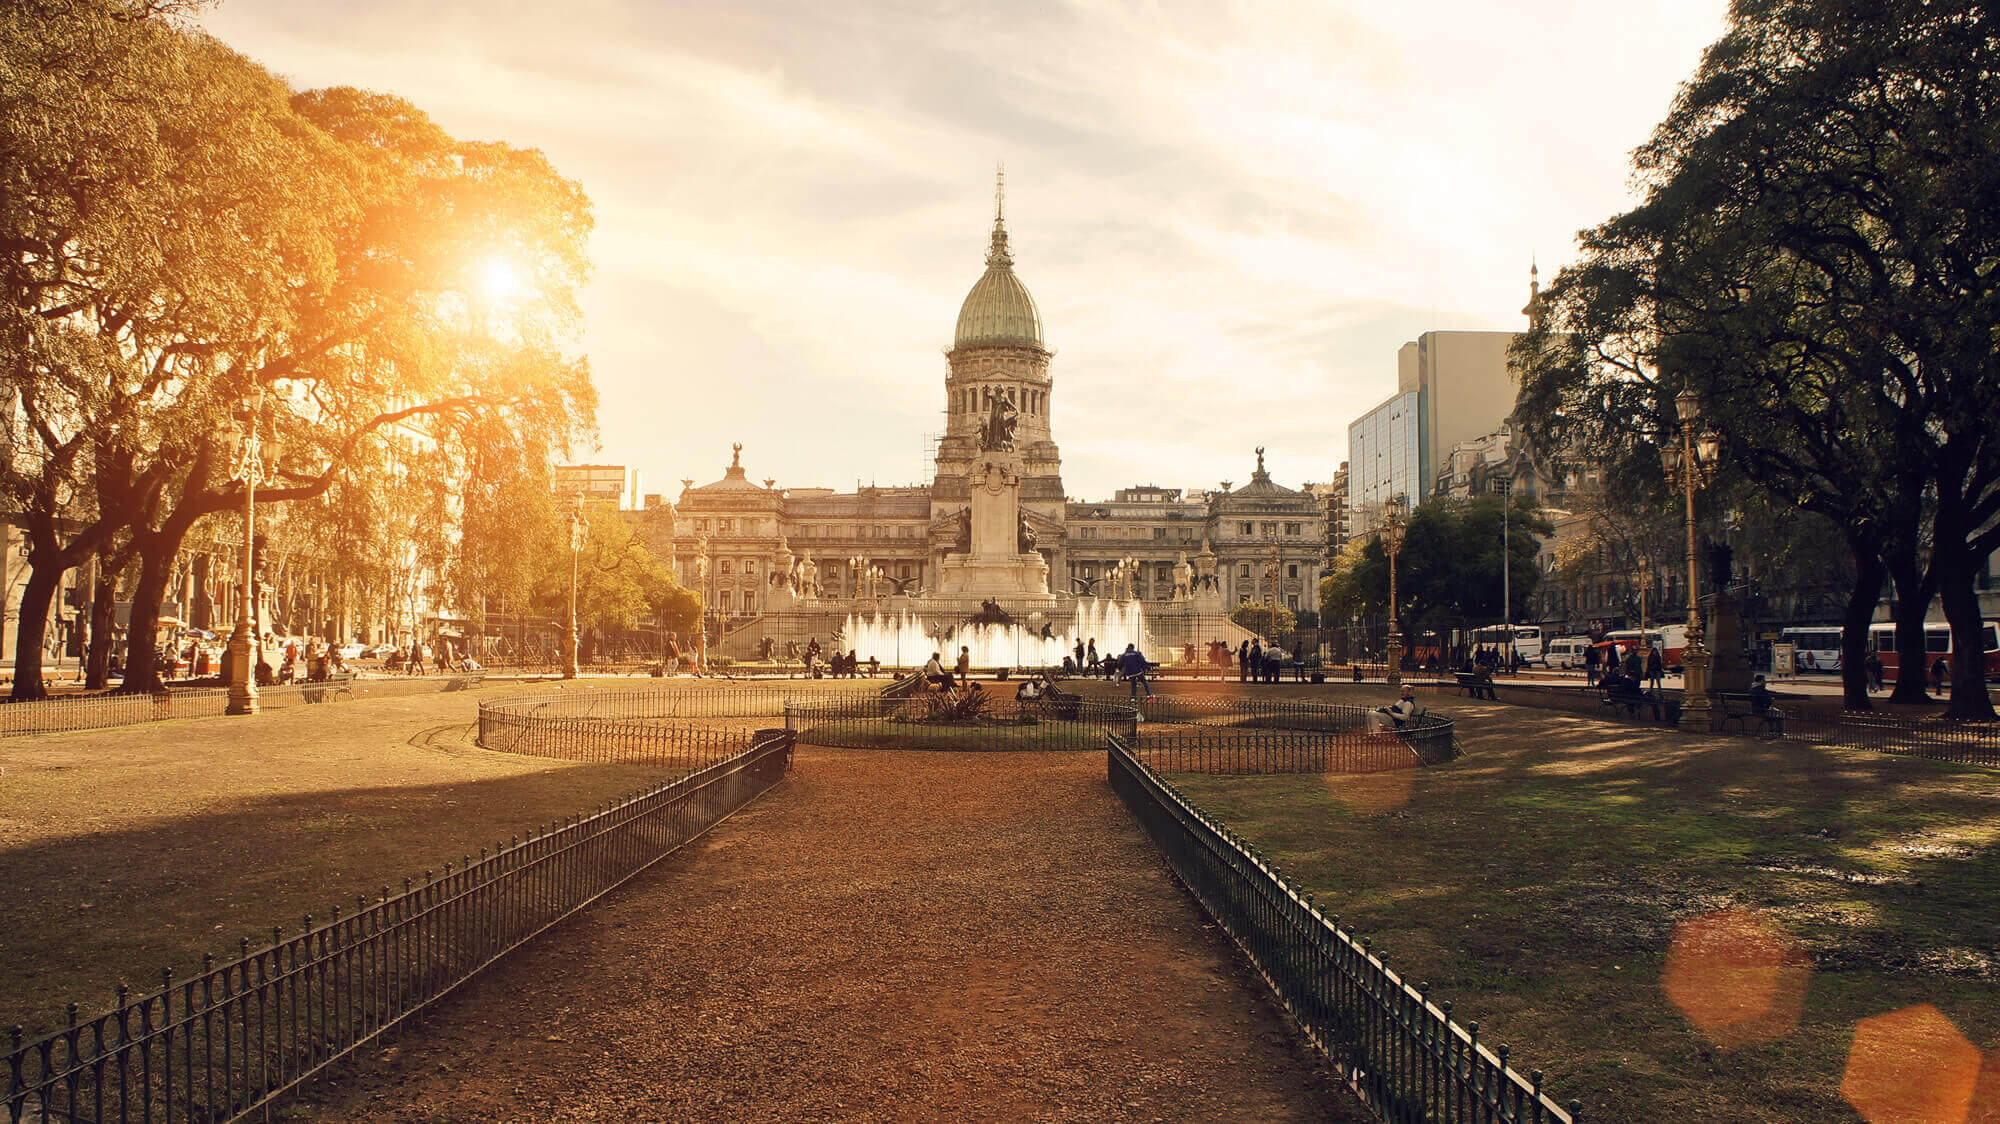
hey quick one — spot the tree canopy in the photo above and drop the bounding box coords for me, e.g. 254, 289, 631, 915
1, 1, 598, 694
1511, 0, 2000, 716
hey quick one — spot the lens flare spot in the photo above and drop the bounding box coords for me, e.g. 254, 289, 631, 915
1841, 1003, 1981, 1124
1661, 909, 1809, 1049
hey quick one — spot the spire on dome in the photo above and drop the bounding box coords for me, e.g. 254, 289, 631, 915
986, 162, 1012, 267
1523, 255, 1545, 331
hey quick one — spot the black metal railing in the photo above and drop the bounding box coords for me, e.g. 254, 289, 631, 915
0, 674, 491, 739
1133, 695, 1459, 770
1108, 736, 1578, 1122
4, 729, 794, 1123
1408, 677, 2000, 765
784, 694, 1139, 752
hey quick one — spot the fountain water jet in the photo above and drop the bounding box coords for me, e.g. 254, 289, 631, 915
841, 599, 1154, 670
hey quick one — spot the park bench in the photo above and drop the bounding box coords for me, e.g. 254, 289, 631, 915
301, 669, 356, 704
1600, 681, 1663, 721
442, 669, 488, 692
1454, 671, 1497, 700
1715, 691, 1786, 737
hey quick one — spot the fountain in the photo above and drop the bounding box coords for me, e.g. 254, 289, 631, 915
841, 600, 1153, 670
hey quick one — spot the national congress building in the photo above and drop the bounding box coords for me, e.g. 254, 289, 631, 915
667, 188, 1325, 637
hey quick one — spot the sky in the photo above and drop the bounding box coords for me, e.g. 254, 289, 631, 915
200, 0, 1732, 504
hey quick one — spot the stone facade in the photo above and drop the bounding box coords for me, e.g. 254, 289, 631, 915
670, 192, 1323, 622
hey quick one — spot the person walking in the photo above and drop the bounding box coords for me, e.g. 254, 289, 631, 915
1074, 640, 1085, 669
1645, 645, 1665, 691
1931, 655, 1950, 695
1249, 639, 1264, 684
1118, 642, 1154, 700
407, 636, 423, 677
1865, 650, 1884, 693
955, 645, 972, 685
1238, 640, 1250, 683
1583, 642, 1601, 686
1086, 639, 1098, 668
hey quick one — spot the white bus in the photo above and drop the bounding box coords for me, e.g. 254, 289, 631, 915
1778, 627, 1844, 672
1605, 625, 1690, 670
1470, 624, 1546, 666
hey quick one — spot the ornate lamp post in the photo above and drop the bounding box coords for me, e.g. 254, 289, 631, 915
1661, 389, 1720, 730
563, 493, 586, 679
1381, 494, 1407, 688
849, 555, 866, 600
693, 534, 711, 676
224, 388, 279, 715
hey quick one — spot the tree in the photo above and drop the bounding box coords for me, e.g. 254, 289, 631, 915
1230, 602, 1296, 645
1514, 0, 2000, 716
1319, 497, 1551, 652
102, 75, 596, 691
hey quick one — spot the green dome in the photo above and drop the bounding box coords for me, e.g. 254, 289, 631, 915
953, 219, 1043, 351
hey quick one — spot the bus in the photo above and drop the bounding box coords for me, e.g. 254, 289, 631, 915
1470, 624, 1546, 666
1605, 625, 1690, 671
1779, 626, 1844, 672
1866, 620, 2000, 683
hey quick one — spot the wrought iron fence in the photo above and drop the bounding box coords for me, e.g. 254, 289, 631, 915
1108, 736, 1578, 1123
3, 729, 794, 1124
1408, 678, 2000, 765
0, 674, 493, 738
785, 694, 1139, 752
1132, 695, 1459, 770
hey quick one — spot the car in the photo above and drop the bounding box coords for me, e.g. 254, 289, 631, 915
336, 642, 365, 660
1544, 636, 1592, 671
360, 644, 398, 660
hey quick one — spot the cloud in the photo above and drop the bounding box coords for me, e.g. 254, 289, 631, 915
199, 0, 1729, 500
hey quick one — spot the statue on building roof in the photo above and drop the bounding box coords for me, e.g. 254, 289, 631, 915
731, 443, 743, 469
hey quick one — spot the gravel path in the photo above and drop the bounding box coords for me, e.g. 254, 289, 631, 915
301, 746, 1365, 1122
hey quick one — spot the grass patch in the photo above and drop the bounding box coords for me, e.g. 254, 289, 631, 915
0, 681, 742, 1036
1158, 687, 2000, 1121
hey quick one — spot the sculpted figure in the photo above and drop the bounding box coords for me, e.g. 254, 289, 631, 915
979, 396, 1019, 452
1173, 552, 1193, 601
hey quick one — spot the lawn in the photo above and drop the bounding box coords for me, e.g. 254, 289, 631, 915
0, 681, 729, 1037
1162, 694, 2000, 1121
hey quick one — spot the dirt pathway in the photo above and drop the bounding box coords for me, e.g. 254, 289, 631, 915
301, 747, 1365, 1122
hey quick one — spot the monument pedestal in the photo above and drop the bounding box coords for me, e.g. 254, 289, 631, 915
937, 553, 1053, 602
937, 447, 1053, 600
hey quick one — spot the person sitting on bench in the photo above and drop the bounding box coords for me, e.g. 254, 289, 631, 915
1749, 674, 1775, 716
1370, 685, 1418, 731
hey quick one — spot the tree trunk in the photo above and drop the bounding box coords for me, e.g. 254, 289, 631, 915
85, 562, 118, 689
9, 563, 67, 701
1936, 546, 1996, 720
1838, 546, 1884, 710
1885, 557, 1934, 704
119, 537, 180, 694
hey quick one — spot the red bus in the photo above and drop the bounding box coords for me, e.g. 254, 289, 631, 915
1867, 620, 2000, 683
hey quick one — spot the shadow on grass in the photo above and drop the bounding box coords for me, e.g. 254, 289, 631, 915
1, 761, 666, 1037
1165, 699, 2000, 1123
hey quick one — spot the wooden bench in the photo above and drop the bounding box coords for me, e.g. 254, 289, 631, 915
1600, 682, 1663, 720
301, 669, 356, 703
443, 669, 488, 692
1454, 671, 1497, 700
1715, 691, 1786, 736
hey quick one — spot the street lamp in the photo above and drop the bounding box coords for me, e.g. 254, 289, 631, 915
849, 555, 866, 600
563, 492, 586, 679
693, 534, 711, 676
1661, 389, 1720, 730
1381, 494, 1407, 688
224, 387, 280, 715
1493, 477, 1512, 631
